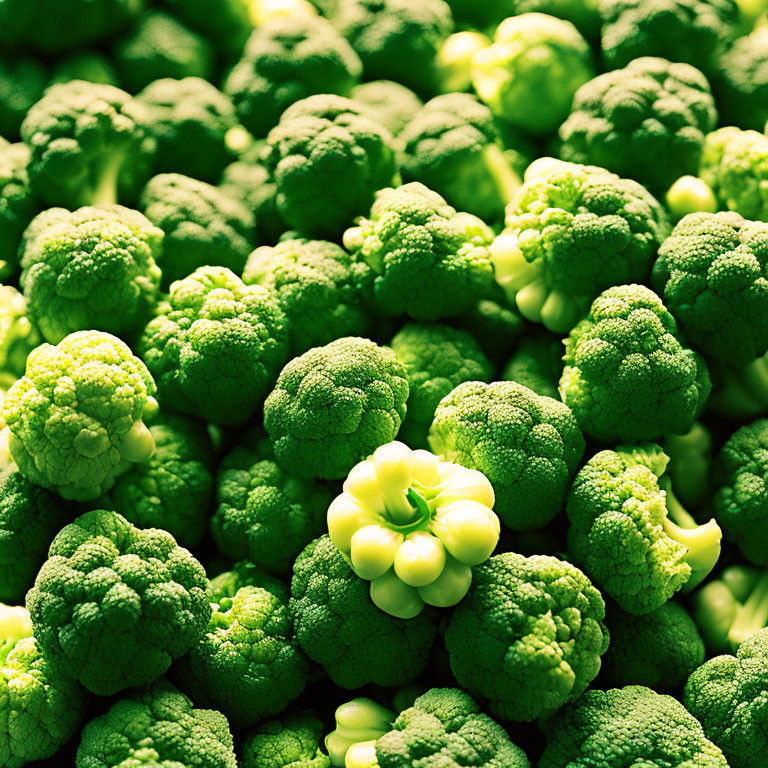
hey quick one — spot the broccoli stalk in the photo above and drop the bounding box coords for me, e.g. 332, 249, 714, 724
90, 148, 126, 207
728, 570, 768, 650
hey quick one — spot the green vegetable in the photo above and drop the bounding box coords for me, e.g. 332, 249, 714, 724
0, 286, 39, 388
666, 175, 719, 220
326, 698, 393, 767
663, 422, 714, 509
161, 0, 252, 56
0, 142, 38, 283
209, 559, 291, 606
49, 51, 120, 88
437, 31, 491, 94
0, 57, 48, 141
350, 80, 423, 137
243, 713, 331, 768
501, 329, 563, 400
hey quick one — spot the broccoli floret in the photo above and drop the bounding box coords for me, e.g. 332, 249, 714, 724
666, 175, 719, 220
492, 159, 670, 333
560, 284, 711, 443
332, 0, 453, 95
429, 380, 584, 530
436, 30, 492, 95
715, 418, 768, 566
716, 27, 768, 131
0, 286, 39, 387
49, 51, 120, 88
663, 422, 714, 509
471, 13, 595, 137
559, 57, 718, 194
289, 535, 437, 688
210, 560, 291, 604
600, 601, 705, 691
374, 688, 530, 768
242, 713, 330, 768
264, 94, 396, 239
501, 329, 563, 400
21, 80, 155, 209
98, 411, 215, 548
653, 211, 768, 365
139, 266, 289, 427
343, 183, 494, 321
161, 0, 253, 56
224, 16, 362, 138
566, 444, 722, 614
599, 0, 740, 76
19, 205, 163, 344
2, 330, 158, 501
445, 552, 609, 722
211, 433, 332, 574
113, 11, 214, 94
139, 173, 256, 288
390, 323, 493, 449
698, 127, 768, 221
684, 627, 768, 768
540, 685, 729, 767
265, 336, 408, 480
131, 77, 237, 183
351, 80, 423, 137
399, 93, 521, 223
242, 237, 374, 356
0, 57, 48, 141
76, 680, 237, 767
0, 467, 74, 604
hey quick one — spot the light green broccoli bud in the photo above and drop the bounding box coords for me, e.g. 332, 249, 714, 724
209, 559, 291, 607
666, 175, 718, 219
437, 31, 491, 94
242, 712, 331, 768
0, 286, 39, 389
326, 698, 394, 767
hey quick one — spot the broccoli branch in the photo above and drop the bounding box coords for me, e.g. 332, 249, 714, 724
729, 570, 768, 649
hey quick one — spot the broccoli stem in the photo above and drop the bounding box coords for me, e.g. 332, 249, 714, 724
729, 570, 768, 649
89, 150, 126, 207
482, 143, 522, 208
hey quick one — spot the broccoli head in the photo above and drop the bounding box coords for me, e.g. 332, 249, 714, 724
351, 80, 423, 137
2, 330, 158, 500
75, 680, 237, 768
501, 329, 564, 400
445, 552, 609, 722
0, 286, 39, 387
139, 266, 289, 427
241, 712, 330, 768
20, 205, 163, 344
290, 535, 437, 688
264, 94, 397, 239
343, 182, 495, 321
161, 0, 253, 56
26, 508, 211, 696
0, 56, 48, 141
540, 685, 729, 768
264, 336, 409, 480
243, 237, 374, 356
559, 284, 711, 443
399, 93, 521, 223
224, 16, 362, 138
429, 380, 584, 530
716, 27, 768, 131
559, 57, 718, 194
492, 159, 670, 333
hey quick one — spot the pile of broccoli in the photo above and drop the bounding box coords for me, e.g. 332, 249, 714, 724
2, 0, 768, 765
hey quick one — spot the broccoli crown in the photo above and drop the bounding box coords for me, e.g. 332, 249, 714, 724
177, 584, 309, 728
2, 330, 158, 501
139, 266, 289, 427
699, 127, 768, 222
242, 712, 330, 768
599, 0, 740, 75
0, 142, 38, 283
600, 601, 705, 691
264, 94, 396, 239
0, 466, 74, 604
684, 627, 768, 768
390, 323, 493, 450
332, 0, 453, 94
224, 16, 362, 138
26, 508, 211, 696
428, 380, 584, 530
501, 330, 564, 401
21, 80, 154, 209
113, 11, 214, 94
243, 237, 374, 356
100, 411, 215, 548
471, 13, 595, 137
0, 286, 39, 386
540, 685, 729, 768
351, 80, 423, 137
264, 336, 409, 480
399, 93, 519, 223
715, 418, 768, 566
558, 57, 718, 194
716, 27, 768, 131
75, 680, 237, 768
131, 77, 236, 183
0, 56, 48, 141
140, 173, 255, 289
559, 284, 711, 443
161, 0, 252, 54
343, 182, 495, 321
210, 559, 291, 606
211, 436, 332, 574
493, 159, 670, 333
653, 210, 768, 365
0, 0, 143, 54
375, 688, 530, 768
49, 51, 120, 88
1, 635, 87, 768
445, 552, 609, 722
289, 535, 437, 688
20, 205, 163, 344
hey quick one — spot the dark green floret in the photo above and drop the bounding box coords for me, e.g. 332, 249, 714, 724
350, 80, 423, 137
502, 330, 563, 400
0, 57, 48, 141
241, 712, 330, 768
